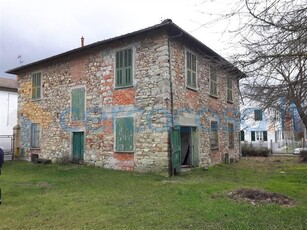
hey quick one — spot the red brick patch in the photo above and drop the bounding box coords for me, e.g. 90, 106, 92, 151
113, 88, 135, 105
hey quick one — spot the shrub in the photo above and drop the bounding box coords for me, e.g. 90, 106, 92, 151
241, 146, 270, 157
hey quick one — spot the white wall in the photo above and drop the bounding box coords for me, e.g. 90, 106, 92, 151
0, 90, 17, 150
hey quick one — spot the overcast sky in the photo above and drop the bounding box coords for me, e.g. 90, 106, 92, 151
0, 0, 236, 79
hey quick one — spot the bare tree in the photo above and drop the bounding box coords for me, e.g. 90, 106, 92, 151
197, 0, 307, 128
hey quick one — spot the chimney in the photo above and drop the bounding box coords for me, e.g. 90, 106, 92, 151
81, 36, 84, 47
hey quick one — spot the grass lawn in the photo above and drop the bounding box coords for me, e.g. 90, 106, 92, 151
0, 156, 306, 230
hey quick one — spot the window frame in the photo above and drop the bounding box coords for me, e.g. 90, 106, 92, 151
71, 86, 86, 121
254, 109, 263, 121
31, 72, 42, 100
210, 120, 219, 149
31, 123, 41, 148
251, 131, 268, 141
186, 50, 197, 90
115, 47, 134, 88
227, 78, 233, 103
228, 123, 234, 148
209, 65, 218, 97
115, 116, 135, 152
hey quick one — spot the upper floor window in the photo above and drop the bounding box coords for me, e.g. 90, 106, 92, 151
115, 48, 133, 88
227, 78, 233, 102
71, 87, 85, 121
186, 51, 197, 89
31, 72, 41, 100
31, 123, 40, 148
210, 65, 217, 97
254, 109, 263, 121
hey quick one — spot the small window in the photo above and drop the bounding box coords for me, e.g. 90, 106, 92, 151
31, 123, 40, 148
186, 51, 197, 89
254, 110, 263, 121
210, 121, 218, 149
227, 79, 233, 102
115, 117, 134, 152
32, 72, 41, 100
228, 123, 234, 148
71, 87, 85, 121
210, 65, 217, 96
115, 48, 133, 88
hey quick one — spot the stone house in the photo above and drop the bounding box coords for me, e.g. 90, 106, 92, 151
7, 20, 244, 175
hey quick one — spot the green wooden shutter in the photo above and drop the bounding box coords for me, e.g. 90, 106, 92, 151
32, 72, 41, 99
72, 88, 85, 121
170, 126, 181, 174
251, 131, 255, 141
186, 52, 196, 88
263, 131, 268, 141
192, 54, 196, 88
116, 48, 133, 87
73, 132, 84, 161
240, 130, 245, 141
31, 123, 40, 148
116, 117, 134, 152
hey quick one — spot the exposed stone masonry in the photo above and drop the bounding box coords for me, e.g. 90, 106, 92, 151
17, 29, 240, 175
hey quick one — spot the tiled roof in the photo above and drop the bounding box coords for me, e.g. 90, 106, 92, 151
0, 78, 18, 90
6, 19, 246, 78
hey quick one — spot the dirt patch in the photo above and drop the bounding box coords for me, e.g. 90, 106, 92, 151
229, 188, 295, 206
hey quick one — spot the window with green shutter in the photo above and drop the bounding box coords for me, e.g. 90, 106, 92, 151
210, 121, 219, 149
227, 78, 233, 102
32, 72, 41, 100
115, 48, 133, 88
228, 123, 234, 148
210, 65, 218, 96
31, 123, 40, 148
263, 131, 268, 141
115, 117, 134, 152
251, 131, 255, 141
71, 87, 85, 121
240, 130, 245, 141
186, 51, 197, 89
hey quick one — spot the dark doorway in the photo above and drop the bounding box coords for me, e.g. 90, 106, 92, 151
180, 127, 199, 168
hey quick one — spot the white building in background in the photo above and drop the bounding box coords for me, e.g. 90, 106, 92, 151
240, 99, 307, 153
0, 78, 18, 152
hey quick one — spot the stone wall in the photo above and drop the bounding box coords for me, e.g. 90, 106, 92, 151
169, 40, 240, 167
17, 29, 240, 175
17, 32, 171, 174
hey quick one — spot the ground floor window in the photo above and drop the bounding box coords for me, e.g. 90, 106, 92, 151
228, 123, 234, 148
210, 121, 218, 149
31, 123, 40, 148
251, 131, 268, 141
115, 117, 134, 152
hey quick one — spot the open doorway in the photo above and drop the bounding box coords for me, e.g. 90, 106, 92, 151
170, 126, 199, 175
180, 126, 199, 168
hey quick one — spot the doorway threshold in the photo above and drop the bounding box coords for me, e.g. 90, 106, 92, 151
181, 165, 192, 172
